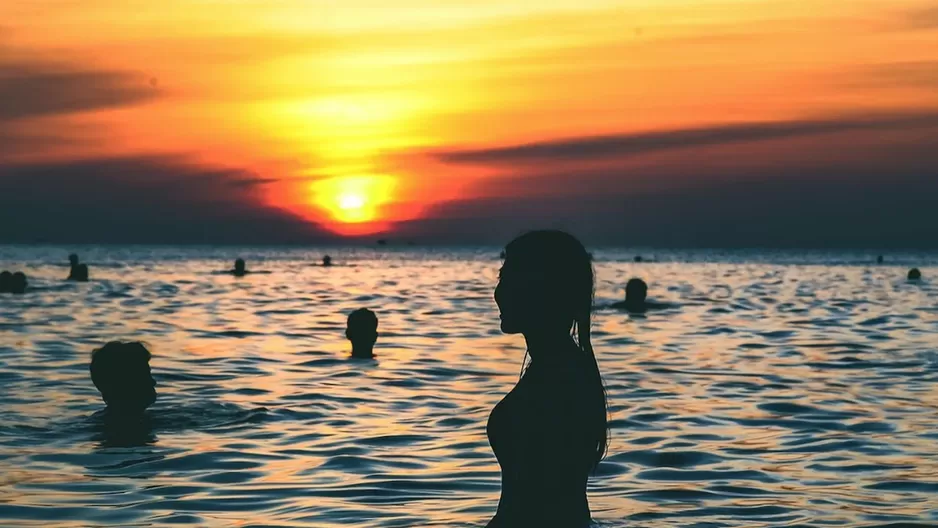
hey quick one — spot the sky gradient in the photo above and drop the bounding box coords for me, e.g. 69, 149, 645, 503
2, 0, 938, 246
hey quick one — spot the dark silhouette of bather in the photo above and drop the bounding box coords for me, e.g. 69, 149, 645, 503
9, 272, 27, 294
231, 258, 248, 277
487, 230, 608, 528
1, 271, 27, 294
908, 268, 922, 281
347, 308, 378, 359
877, 255, 884, 264
322, 255, 333, 267
67, 254, 89, 281
90, 341, 157, 416
610, 278, 671, 313
89, 341, 157, 447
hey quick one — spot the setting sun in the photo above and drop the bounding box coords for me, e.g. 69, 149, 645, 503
311, 175, 396, 231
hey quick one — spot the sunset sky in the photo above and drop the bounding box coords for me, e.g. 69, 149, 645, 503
2, 0, 937, 246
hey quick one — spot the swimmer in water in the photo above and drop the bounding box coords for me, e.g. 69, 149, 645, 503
610, 278, 671, 313
908, 268, 922, 281
0, 271, 12, 293
231, 258, 247, 277
322, 255, 333, 267
67, 254, 89, 281
346, 308, 378, 359
90, 341, 157, 416
487, 230, 608, 528
9, 272, 27, 294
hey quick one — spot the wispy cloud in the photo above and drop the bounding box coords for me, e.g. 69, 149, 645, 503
0, 47, 158, 121
436, 112, 938, 165
843, 60, 938, 89
898, 5, 938, 30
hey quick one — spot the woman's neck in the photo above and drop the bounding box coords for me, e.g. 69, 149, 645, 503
524, 330, 578, 364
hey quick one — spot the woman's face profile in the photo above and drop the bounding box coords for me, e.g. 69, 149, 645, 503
495, 257, 555, 335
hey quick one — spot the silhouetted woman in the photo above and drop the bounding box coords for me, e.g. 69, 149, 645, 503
487, 230, 608, 528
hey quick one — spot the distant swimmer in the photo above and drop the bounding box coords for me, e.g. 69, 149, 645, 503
90, 341, 157, 416
231, 258, 247, 277
634, 255, 643, 263
346, 308, 378, 359
611, 278, 671, 313
9, 272, 28, 294
67, 254, 89, 281
0, 271, 12, 293
322, 255, 333, 267
908, 268, 922, 281
877, 255, 884, 264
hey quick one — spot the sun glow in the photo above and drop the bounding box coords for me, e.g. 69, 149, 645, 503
311, 175, 396, 228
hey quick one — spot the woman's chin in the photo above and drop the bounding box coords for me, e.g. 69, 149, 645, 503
499, 320, 522, 334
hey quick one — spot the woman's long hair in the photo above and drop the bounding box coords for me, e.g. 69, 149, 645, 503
504, 230, 609, 470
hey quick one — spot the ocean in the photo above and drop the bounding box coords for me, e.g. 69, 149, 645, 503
1, 246, 937, 527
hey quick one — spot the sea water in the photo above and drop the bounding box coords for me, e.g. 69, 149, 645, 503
1, 246, 936, 527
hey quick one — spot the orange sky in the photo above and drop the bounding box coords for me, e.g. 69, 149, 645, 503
2, 0, 938, 237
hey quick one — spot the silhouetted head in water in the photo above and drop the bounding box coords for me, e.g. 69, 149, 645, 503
233, 258, 246, 276
495, 230, 608, 463
69, 254, 79, 267
0, 271, 11, 293
322, 255, 333, 267
346, 308, 378, 359
10, 272, 27, 294
625, 277, 648, 306
908, 268, 922, 281
877, 255, 884, 264
90, 341, 156, 415
634, 255, 643, 263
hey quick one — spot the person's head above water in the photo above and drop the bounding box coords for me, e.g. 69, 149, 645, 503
496, 230, 594, 339
0, 271, 12, 293
322, 255, 333, 266
495, 230, 607, 465
346, 308, 378, 359
69, 253, 79, 266
10, 272, 27, 294
625, 278, 648, 304
234, 258, 246, 275
90, 341, 156, 414
908, 268, 922, 281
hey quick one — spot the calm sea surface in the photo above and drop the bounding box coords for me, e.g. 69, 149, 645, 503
1, 246, 937, 527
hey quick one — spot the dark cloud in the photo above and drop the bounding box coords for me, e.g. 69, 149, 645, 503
394, 169, 938, 248
0, 127, 91, 158
399, 126, 938, 248
0, 156, 335, 244
0, 50, 158, 122
436, 112, 938, 165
